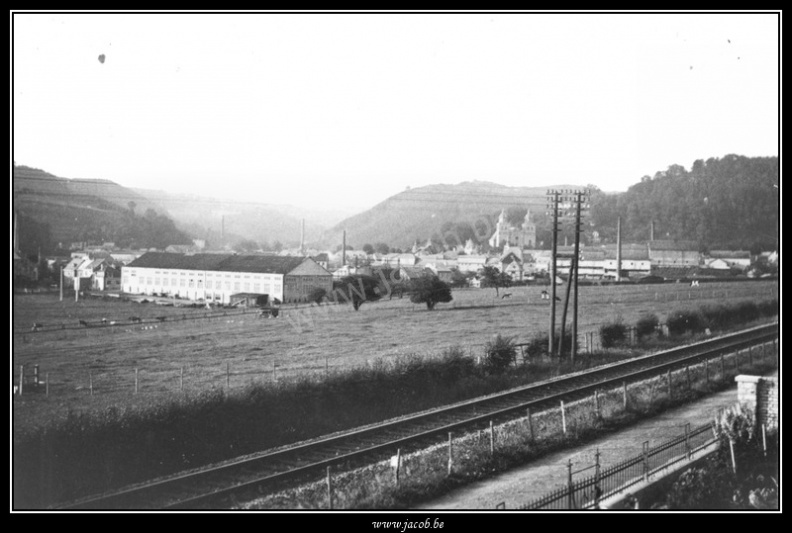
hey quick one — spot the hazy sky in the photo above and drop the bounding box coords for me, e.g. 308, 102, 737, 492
12, 12, 779, 211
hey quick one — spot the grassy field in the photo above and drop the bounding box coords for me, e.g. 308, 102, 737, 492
13, 280, 778, 425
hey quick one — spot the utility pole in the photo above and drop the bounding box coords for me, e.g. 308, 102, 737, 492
571, 191, 584, 361
616, 216, 622, 282
59, 265, 63, 302
547, 191, 560, 356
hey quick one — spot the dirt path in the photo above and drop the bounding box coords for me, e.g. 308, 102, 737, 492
416, 371, 776, 510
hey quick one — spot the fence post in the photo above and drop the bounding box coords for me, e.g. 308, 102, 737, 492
720, 353, 725, 378
686, 365, 691, 391
561, 401, 567, 435
762, 424, 767, 458
567, 459, 575, 509
736, 350, 741, 373
685, 423, 691, 460
594, 448, 601, 509
135, 368, 139, 394
705, 357, 709, 386
642, 441, 649, 481
395, 448, 401, 486
622, 381, 628, 410
327, 465, 333, 509
19, 365, 24, 396
89, 371, 93, 396
526, 407, 534, 441
490, 420, 495, 455
728, 439, 737, 475
667, 368, 672, 398
748, 345, 753, 366
180, 366, 184, 392
45, 372, 49, 396
594, 389, 600, 416
226, 362, 230, 390
273, 361, 277, 383
448, 432, 453, 476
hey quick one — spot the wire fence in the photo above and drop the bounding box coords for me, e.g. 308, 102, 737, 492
517, 423, 717, 510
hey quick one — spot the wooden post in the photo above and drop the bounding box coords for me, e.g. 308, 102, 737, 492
748, 345, 753, 366
728, 439, 737, 475
762, 424, 767, 458
736, 350, 740, 373
325, 356, 328, 377
326, 465, 333, 509
447, 432, 453, 476
667, 368, 672, 398
686, 366, 691, 391
395, 448, 401, 486
273, 361, 277, 382
135, 368, 139, 394
19, 365, 24, 396
623, 381, 628, 410
720, 353, 725, 378
89, 371, 93, 396
594, 389, 600, 415
561, 400, 567, 435
490, 420, 495, 455
685, 423, 691, 460
226, 362, 230, 390
526, 407, 534, 441
180, 366, 184, 392
45, 372, 49, 396
594, 448, 601, 509
705, 357, 709, 385
642, 441, 649, 481
567, 459, 574, 509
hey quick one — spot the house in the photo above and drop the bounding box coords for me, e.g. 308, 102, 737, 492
122, 252, 332, 304
648, 240, 701, 267
703, 258, 732, 270
311, 253, 329, 270
399, 266, 432, 281
373, 253, 420, 268
457, 255, 489, 273
92, 262, 121, 291
708, 251, 751, 269
333, 265, 373, 278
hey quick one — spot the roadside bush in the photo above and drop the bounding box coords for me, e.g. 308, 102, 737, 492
437, 345, 477, 381
734, 301, 760, 323
600, 321, 627, 348
523, 331, 573, 358
699, 304, 732, 330
666, 310, 705, 336
482, 334, 517, 373
757, 299, 778, 317
635, 313, 659, 339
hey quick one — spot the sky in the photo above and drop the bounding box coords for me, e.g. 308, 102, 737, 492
12, 12, 780, 212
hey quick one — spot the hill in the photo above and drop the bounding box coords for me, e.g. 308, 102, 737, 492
589, 155, 779, 252
13, 165, 193, 254
322, 181, 583, 250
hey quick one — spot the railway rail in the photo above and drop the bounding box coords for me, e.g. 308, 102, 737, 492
57, 322, 778, 510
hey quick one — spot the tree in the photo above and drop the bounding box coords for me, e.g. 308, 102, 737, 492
272, 240, 283, 253
409, 275, 453, 310
449, 268, 469, 288
483, 334, 517, 373
362, 243, 375, 255
234, 239, 259, 253
479, 266, 512, 296
307, 287, 327, 305
334, 275, 382, 311
374, 242, 390, 254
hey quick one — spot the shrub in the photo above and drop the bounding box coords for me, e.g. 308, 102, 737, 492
600, 321, 627, 348
757, 299, 778, 317
666, 310, 705, 336
522, 331, 574, 358
483, 334, 517, 373
699, 304, 732, 330
734, 301, 760, 323
636, 313, 659, 339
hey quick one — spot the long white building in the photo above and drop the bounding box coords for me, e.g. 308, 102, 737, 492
122, 252, 332, 304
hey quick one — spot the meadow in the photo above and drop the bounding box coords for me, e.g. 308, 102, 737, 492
13, 280, 777, 418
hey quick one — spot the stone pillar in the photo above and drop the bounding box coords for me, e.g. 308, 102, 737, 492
735, 375, 779, 430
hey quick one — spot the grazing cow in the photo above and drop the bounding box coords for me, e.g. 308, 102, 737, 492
31, 323, 43, 332
690, 280, 700, 287
129, 316, 142, 323
501, 293, 512, 299
540, 290, 549, 300
101, 318, 108, 325
78, 320, 89, 327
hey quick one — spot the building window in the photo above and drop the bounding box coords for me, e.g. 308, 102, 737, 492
234, 282, 240, 291
189, 279, 195, 288
244, 282, 250, 292
180, 279, 186, 287
253, 283, 260, 293
206, 280, 212, 290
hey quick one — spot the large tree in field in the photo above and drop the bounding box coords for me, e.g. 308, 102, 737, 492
479, 265, 512, 297
334, 275, 382, 311
408, 275, 453, 310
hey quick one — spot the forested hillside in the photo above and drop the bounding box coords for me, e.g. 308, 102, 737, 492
589, 155, 778, 252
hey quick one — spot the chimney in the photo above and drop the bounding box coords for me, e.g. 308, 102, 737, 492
300, 219, 305, 256
616, 216, 622, 282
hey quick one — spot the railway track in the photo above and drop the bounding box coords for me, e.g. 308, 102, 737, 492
57, 322, 778, 510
